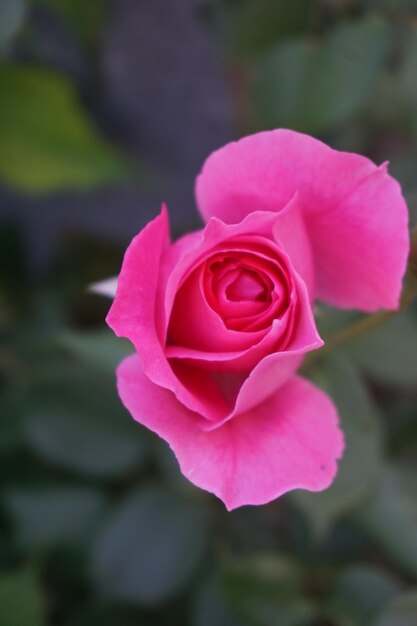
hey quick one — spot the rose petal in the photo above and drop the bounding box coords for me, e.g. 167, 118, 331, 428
106, 206, 169, 350
228, 270, 323, 419
272, 193, 314, 299
117, 354, 344, 510
306, 164, 409, 310
108, 204, 322, 423
163, 210, 284, 339
168, 263, 269, 353
196, 129, 409, 311
166, 257, 320, 378
166, 313, 293, 372
168, 240, 294, 351
106, 206, 229, 422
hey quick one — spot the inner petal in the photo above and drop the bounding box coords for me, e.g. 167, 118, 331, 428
204, 249, 292, 333
226, 269, 267, 302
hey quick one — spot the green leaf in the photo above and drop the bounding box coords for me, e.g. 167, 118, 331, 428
343, 308, 417, 386
223, 555, 316, 626
376, 591, 417, 626
0, 65, 133, 193
398, 27, 417, 108
385, 24, 417, 138
58, 331, 132, 373
92, 486, 209, 605
293, 355, 383, 538
24, 406, 145, 478
0, 390, 24, 452
231, 0, 311, 57
352, 465, 417, 578
369, 0, 417, 12
68, 605, 147, 626
0, 0, 26, 53
32, 0, 105, 47
4, 487, 107, 549
326, 566, 402, 626
192, 577, 244, 626
23, 363, 146, 479
0, 569, 45, 626
0, 220, 26, 296
384, 146, 417, 197
254, 17, 389, 133
316, 307, 360, 339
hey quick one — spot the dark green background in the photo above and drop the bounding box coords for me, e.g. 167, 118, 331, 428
1, 1, 417, 625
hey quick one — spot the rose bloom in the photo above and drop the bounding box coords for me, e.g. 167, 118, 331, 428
103, 130, 409, 510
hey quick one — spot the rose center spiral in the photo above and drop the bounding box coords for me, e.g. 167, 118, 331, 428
225, 269, 268, 302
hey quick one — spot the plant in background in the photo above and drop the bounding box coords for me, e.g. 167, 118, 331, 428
101, 129, 409, 510
2, 2, 417, 622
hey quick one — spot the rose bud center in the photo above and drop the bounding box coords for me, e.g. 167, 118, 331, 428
225, 268, 268, 302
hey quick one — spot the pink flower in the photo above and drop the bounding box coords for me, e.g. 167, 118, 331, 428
105, 130, 409, 510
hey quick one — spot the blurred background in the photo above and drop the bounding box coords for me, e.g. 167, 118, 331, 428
1, 0, 417, 625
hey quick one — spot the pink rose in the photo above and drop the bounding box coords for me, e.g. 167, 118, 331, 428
105, 130, 409, 510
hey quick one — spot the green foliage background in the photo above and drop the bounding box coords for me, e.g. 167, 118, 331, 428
1, 1, 417, 625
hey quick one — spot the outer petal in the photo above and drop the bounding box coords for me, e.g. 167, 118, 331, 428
272, 194, 314, 300
106, 206, 170, 348
106, 206, 229, 422
196, 129, 409, 311
117, 355, 344, 510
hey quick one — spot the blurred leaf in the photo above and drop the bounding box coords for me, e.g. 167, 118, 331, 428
386, 147, 417, 197
23, 362, 146, 479
0, 568, 45, 626
58, 331, 132, 373
398, 27, 417, 107
92, 486, 209, 605
353, 464, 417, 578
231, 0, 311, 57
0, 0, 26, 54
223, 555, 316, 626
0, 220, 26, 295
396, 25, 417, 141
42, 544, 90, 588
343, 308, 417, 386
33, 0, 105, 47
376, 591, 417, 626
0, 391, 24, 452
326, 565, 402, 626
4, 487, 107, 549
68, 605, 147, 626
254, 17, 389, 133
153, 436, 191, 490
316, 307, 359, 338
406, 190, 417, 229
368, 0, 417, 11
24, 360, 127, 418
0, 65, 133, 193
293, 355, 383, 537
24, 406, 145, 478
193, 577, 244, 626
